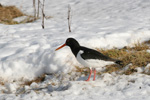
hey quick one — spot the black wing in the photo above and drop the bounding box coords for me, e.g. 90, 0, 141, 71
80, 46, 116, 62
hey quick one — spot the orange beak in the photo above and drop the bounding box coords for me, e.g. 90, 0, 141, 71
55, 43, 66, 51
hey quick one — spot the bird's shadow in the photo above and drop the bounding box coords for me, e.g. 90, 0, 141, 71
76, 75, 95, 81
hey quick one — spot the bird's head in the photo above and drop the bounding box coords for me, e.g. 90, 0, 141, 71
55, 38, 80, 51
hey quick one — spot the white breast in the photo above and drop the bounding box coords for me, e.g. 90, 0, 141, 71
76, 50, 115, 68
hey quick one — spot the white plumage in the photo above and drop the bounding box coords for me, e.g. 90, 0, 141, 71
77, 50, 115, 69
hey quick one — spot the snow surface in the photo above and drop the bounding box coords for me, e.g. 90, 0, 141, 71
0, 0, 150, 99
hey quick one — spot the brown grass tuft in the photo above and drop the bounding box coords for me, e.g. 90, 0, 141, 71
128, 42, 149, 51
0, 81, 4, 86
0, 5, 24, 24
98, 41, 150, 74
144, 40, 150, 45
24, 74, 45, 86
74, 66, 89, 75
0, 4, 38, 24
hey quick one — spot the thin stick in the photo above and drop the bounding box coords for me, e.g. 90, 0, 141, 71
33, 0, 36, 19
41, 0, 45, 29
67, 5, 72, 32
37, 0, 40, 18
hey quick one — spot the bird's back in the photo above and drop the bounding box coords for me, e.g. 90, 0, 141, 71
79, 46, 119, 63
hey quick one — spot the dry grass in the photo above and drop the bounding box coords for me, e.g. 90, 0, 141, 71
74, 66, 89, 75
100, 48, 149, 66
144, 40, 150, 45
98, 41, 150, 74
0, 4, 37, 24
23, 74, 46, 86
100, 42, 150, 66
0, 5, 24, 24
0, 80, 4, 86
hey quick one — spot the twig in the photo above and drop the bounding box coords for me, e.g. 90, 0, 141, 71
67, 5, 72, 32
33, 0, 36, 19
37, 0, 40, 18
41, 0, 45, 29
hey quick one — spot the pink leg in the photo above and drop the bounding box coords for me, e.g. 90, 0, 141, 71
85, 69, 92, 81
93, 68, 96, 81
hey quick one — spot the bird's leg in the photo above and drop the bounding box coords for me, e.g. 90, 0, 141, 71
85, 68, 92, 81
93, 68, 96, 81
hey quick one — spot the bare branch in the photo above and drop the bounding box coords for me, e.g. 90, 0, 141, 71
37, 0, 40, 18
68, 5, 72, 32
33, 0, 36, 19
41, 0, 45, 29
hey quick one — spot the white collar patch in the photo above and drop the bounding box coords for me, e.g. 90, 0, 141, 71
79, 50, 84, 54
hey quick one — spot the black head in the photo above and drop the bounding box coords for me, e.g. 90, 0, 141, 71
55, 38, 80, 56
55, 38, 80, 51
65, 38, 80, 47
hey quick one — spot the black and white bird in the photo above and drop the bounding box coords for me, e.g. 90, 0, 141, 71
55, 38, 122, 81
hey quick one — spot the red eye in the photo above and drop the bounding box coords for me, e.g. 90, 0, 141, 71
67, 40, 70, 42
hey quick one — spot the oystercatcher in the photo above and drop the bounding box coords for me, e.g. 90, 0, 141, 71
55, 38, 122, 81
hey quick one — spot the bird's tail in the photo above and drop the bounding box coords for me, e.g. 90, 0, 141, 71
115, 60, 123, 66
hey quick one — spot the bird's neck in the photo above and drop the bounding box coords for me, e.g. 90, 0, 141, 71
69, 45, 80, 57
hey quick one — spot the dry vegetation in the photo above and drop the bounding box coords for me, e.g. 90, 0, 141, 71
0, 4, 36, 24
99, 42, 150, 75
100, 42, 150, 66
0, 5, 23, 24
23, 74, 46, 86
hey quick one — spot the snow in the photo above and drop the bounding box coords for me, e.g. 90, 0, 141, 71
0, 0, 150, 99
1, 74, 150, 100
13, 16, 28, 23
